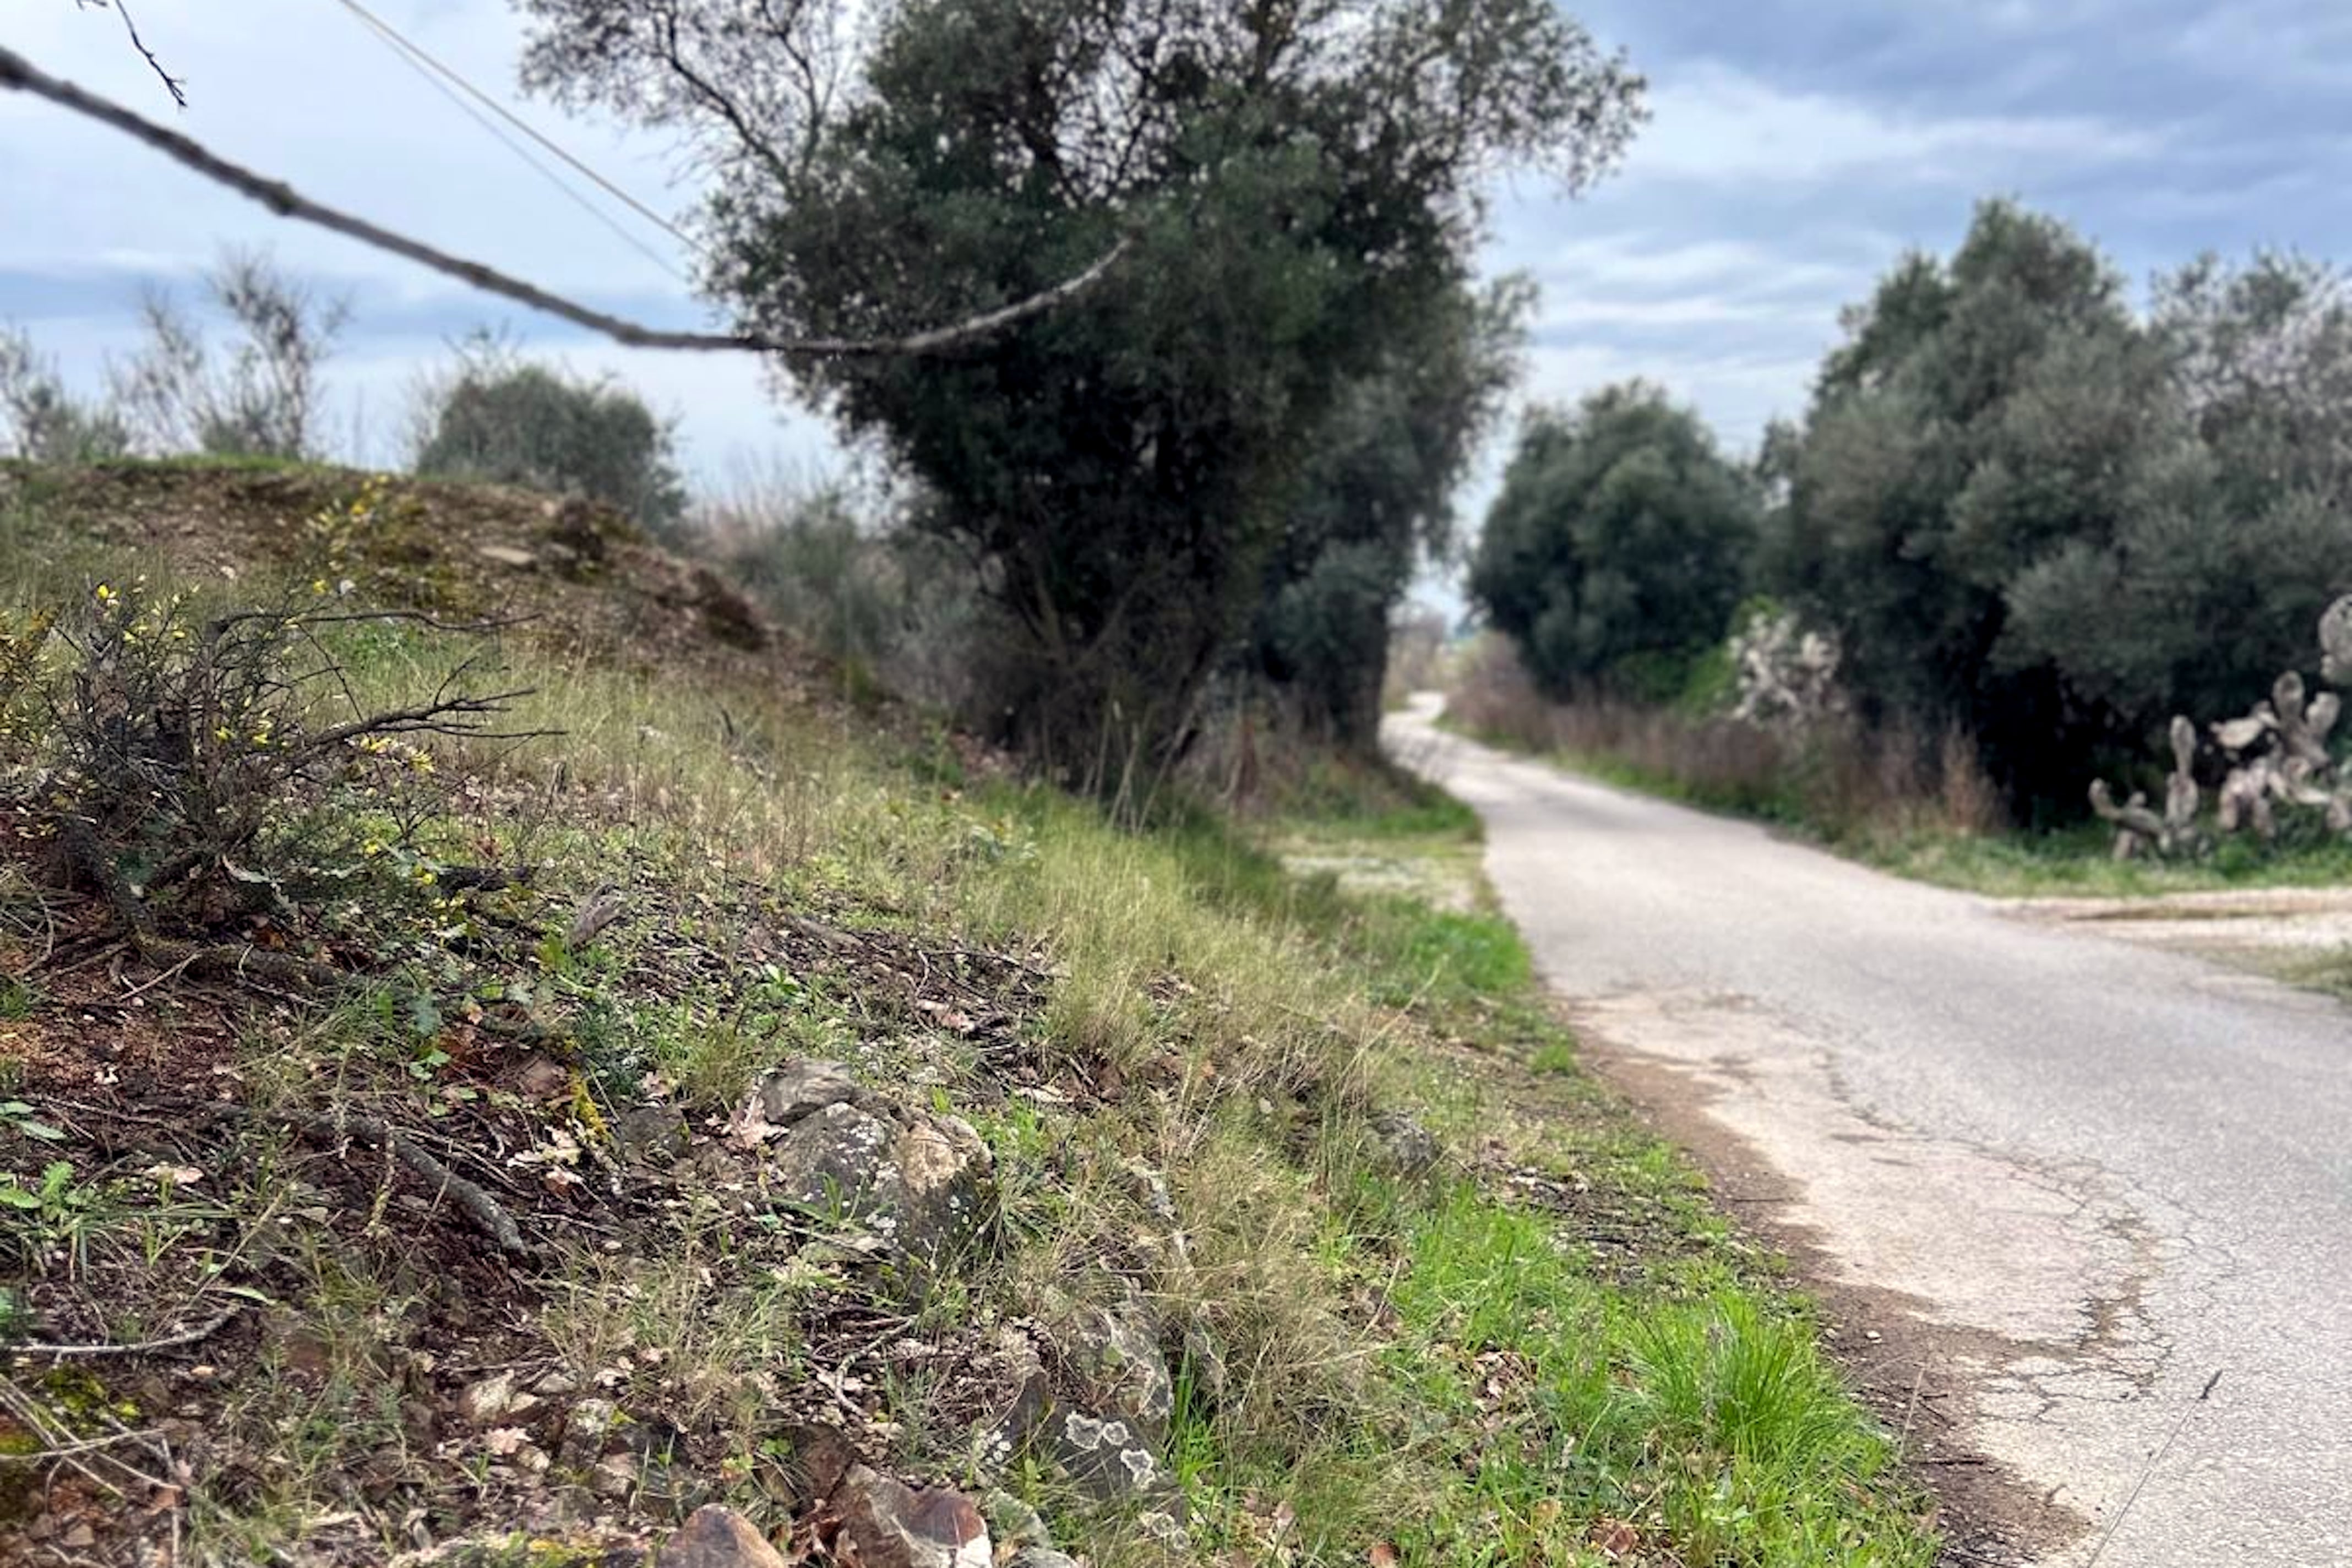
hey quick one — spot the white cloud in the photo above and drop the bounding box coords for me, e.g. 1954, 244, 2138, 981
1627, 62, 2166, 186
2168, 3, 2352, 88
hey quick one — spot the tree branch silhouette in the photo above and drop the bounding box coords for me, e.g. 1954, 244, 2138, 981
0, 42, 1127, 358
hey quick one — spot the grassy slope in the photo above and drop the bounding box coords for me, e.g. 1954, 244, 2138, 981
0, 462, 1935, 1566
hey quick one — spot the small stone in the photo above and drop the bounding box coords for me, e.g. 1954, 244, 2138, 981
533, 1370, 579, 1397
1370, 1110, 1441, 1176
477, 543, 540, 570
828, 1466, 991, 1568
1059, 1295, 1174, 1446
656, 1504, 787, 1568
559, 1397, 622, 1469
458, 1371, 519, 1428
755, 1059, 863, 1126
613, 1104, 692, 1164
61, 1522, 97, 1550
981, 1489, 1052, 1551
591, 1451, 641, 1499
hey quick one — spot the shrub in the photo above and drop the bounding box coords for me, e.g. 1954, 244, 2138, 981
1448, 638, 2002, 840
106, 251, 349, 460
0, 329, 131, 463
411, 341, 688, 538
698, 465, 992, 710
4, 571, 526, 956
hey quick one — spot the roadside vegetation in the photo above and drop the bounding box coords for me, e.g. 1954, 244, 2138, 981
1456, 200, 2352, 900
0, 461, 1938, 1565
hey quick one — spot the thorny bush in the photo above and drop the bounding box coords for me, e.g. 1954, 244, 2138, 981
1, 576, 532, 950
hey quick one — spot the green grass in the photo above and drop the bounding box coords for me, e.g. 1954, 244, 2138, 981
1452, 707, 2352, 901
0, 467, 1936, 1567
1381, 1195, 1919, 1567
1865, 823, 2352, 897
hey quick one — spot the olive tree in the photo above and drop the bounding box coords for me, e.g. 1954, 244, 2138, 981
512, 0, 1643, 781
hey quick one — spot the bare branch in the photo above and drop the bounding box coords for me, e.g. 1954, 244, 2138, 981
76, 0, 184, 107
0, 43, 1130, 359
17, 1302, 241, 1359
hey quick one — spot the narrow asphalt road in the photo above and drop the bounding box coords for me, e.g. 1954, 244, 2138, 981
1386, 696, 2352, 1567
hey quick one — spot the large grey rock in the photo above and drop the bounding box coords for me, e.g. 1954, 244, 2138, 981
1044, 1407, 1172, 1503
755, 1059, 862, 1126
1031, 1291, 1184, 1516
754, 1085, 995, 1262
1060, 1296, 1174, 1447
613, 1104, 690, 1164
968, 1330, 1053, 1479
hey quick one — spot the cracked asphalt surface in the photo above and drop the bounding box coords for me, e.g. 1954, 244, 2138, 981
1387, 697, 2352, 1566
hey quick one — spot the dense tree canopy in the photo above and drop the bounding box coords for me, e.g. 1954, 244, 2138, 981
1253, 275, 1529, 748
1770, 204, 2352, 813
514, 0, 1643, 778
1469, 381, 1757, 700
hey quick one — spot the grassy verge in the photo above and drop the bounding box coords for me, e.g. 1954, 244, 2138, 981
0, 462, 1936, 1566
1443, 703, 2352, 902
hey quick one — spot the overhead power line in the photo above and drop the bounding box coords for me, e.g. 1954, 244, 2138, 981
327, 0, 688, 280
325, 0, 700, 263
0, 42, 1131, 358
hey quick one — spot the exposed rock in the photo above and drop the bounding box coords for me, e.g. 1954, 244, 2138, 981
1180, 1319, 1229, 1405
1370, 1110, 1441, 1176
826, 1465, 991, 1568
766, 1101, 897, 1206
557, 1398, 622, 1471
612, 1105, 690, 1165
1124, 1158, 1178, 1226
1044, 1408, 1173, 1506
656, 1505, 787, 1568
692, 566, 770, 651
543, 496, 612, 566
590, 1451, 641, 1499
752, 1083, 995, 1261
968, 1330, 1052, 1479
1008, 1551, 1081, 1568
981, 1490, 1053, 1552
1059, 1295, 1173, 1447
458, 1371, 521, 1428
754, 1059, 864, 1127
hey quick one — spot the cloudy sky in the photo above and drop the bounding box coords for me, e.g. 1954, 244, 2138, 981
5, 1, 2350, 528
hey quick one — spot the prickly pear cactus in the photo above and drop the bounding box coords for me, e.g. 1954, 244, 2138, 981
2091, 595, 2352, 856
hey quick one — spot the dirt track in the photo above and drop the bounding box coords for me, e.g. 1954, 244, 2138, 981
1389, 696, 2352, 1568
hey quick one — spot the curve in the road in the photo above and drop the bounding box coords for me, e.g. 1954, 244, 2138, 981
1387, 695, 2352, 1568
